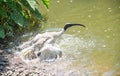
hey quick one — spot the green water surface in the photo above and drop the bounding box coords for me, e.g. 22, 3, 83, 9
40, 0, 120, 75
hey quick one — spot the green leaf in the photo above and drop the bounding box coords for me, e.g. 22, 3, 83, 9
3, 25, 13, 31
32, 9, 43, 21
10, 10, 24, 26
0, 7, 8, 17
20, 0, 44, 21
6, 1, 22, 12
0, 0, 2, 4
3, 0, 11, 2
20, 0, 35, 11
26, 0, 37, 10
42, 0, 49, 9
0, 27, 5, 39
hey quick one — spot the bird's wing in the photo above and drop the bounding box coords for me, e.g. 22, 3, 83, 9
33, 36, 51, 50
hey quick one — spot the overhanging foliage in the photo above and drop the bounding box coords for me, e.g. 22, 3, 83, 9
0, 0, 49, 39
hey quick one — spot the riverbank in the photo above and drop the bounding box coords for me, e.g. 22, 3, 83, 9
0, 50, 54, 76
0, 49, 68, 76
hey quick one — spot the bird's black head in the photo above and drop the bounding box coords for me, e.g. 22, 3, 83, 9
64, 23, 86, 31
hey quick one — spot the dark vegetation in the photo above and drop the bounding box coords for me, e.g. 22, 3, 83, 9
0, 0, 49, 49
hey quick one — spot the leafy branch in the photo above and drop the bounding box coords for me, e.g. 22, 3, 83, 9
0, 0, 49, 39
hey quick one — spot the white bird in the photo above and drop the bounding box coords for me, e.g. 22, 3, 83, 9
19, 23, 86, 61
33, 23, 85, 45
36, 23, 86, 61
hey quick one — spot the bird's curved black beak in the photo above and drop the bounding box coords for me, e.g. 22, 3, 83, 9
64, 23, 86, 31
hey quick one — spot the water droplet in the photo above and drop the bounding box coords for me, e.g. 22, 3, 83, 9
107, 28, 111, 31
77, 31, 80, 33
108, 8, 111, 9
106, 35, 110, 38
88, 15, 91, 18
57, 0, 60, 3
104, 30, 107, 32
118, 6, 120, 8
70, 0, 73, 3
86, 27, 88, 30
104, 28, 111, 32
109, 10, 112, 12
102, 45, 106, 47
73, 30, 75, 32
108, 8, 112, 12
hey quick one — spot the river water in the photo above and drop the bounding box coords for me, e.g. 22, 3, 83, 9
10, 0, 120, 76
39, 0, 120, 76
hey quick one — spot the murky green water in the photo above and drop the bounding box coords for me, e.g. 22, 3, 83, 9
9, 0, 120, 76
39, 0, 120, 75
